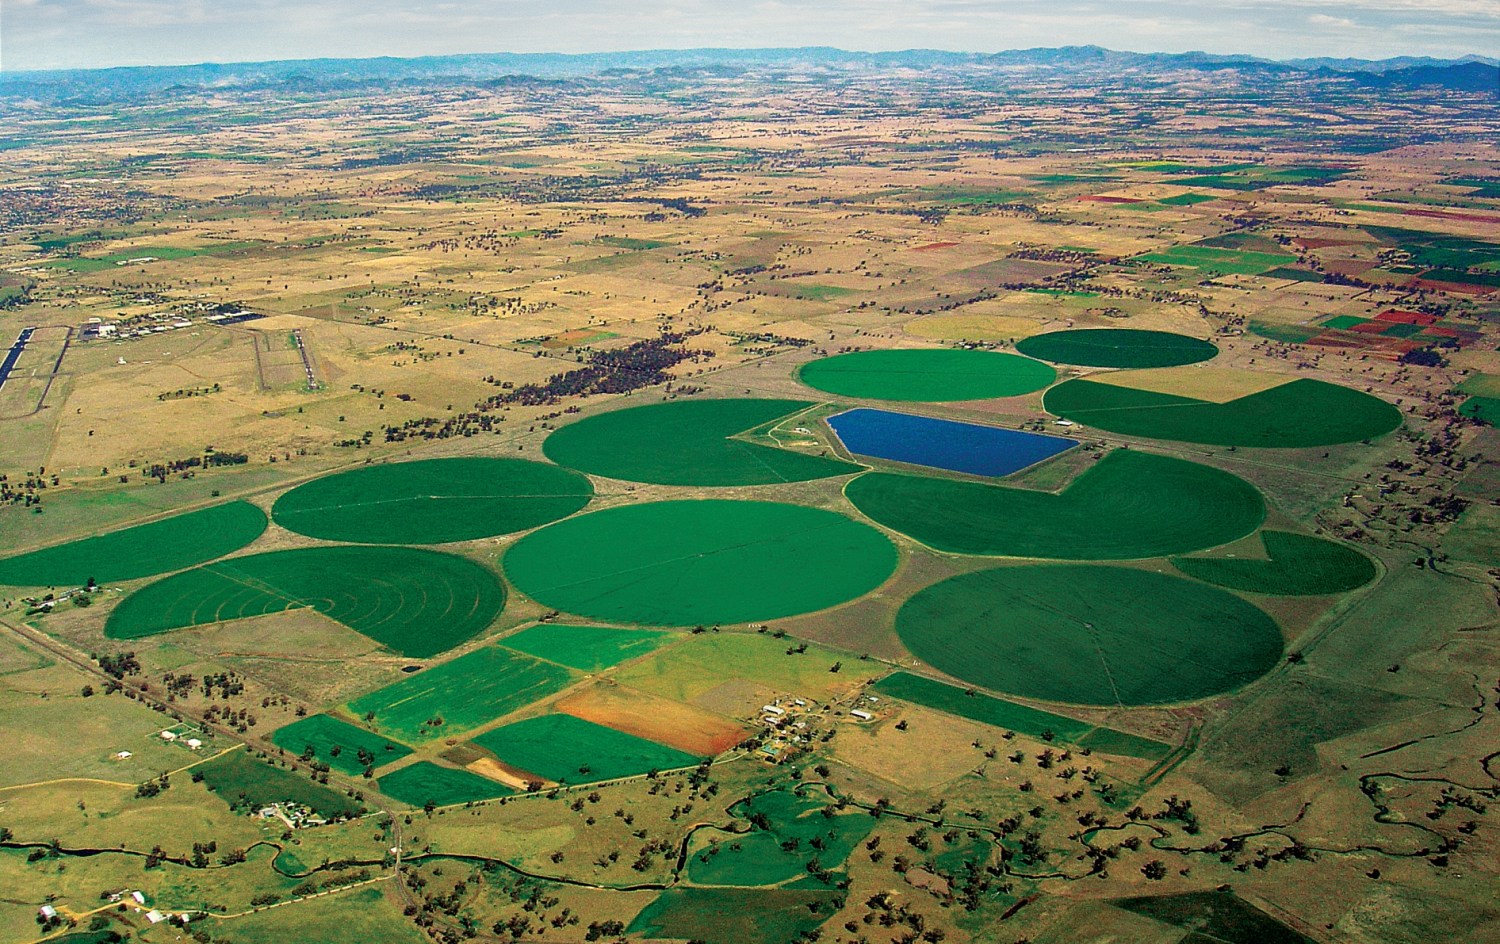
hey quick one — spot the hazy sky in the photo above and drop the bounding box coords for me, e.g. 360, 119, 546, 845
3, 0, 1494, 72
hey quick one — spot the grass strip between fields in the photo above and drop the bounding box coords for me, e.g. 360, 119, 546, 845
872, 672, 1173, 760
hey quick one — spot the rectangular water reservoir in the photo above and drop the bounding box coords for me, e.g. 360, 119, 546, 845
828, 408, 1077, 477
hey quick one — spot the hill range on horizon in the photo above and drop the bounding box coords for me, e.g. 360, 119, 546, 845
3, 44, 1497, 100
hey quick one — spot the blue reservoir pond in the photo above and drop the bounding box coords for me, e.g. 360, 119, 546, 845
827, 408, 1078, 477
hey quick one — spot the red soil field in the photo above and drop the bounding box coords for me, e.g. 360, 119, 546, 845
1404, 208, 1500, 225
1376, 310, 1438, 325
555, 684, 751, 757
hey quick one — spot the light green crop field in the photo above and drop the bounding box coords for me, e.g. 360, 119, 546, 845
0, 501, 266, 587
500, 623, 675, 671
1136, 244, 1295, 274
871, 672, 1172, 760
895, 564, 1284, 705
797, 348, 1055, 401
348, 646, 576, 741
615, 631, 885, 704
503, 500, 897, 625
270, 713, 411, 775
470, 713, 700, 784
271, 456, 593, 544
377, 761, 513, 807
542, 398, 860, 486
1015, 328, 1218, 368
105, 545, 506, 658
843, 449, 1264, 559
1044, 377, 1403, 447
1172, 530, 1377, 595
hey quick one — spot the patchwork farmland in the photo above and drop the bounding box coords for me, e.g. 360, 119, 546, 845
0, 48, 1495, 944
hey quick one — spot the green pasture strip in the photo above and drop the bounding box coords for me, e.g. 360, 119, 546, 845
872, 672, 1172, 760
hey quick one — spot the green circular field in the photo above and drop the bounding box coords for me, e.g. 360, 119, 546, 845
105, 545, 505, 658
843, 449, 1264, 559
543, 399, 860, 486
797, 349, 1055, 401
897, 565, 1283, 706
0, 501, 267, 587
1172, 531, 1377, 596
1044, 377, 1402, 447
503, 500, 897, 625
1016, 328, 1218, 368
272, 457, 593, 544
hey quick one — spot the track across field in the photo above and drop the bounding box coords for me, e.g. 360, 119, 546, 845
272, 457, 592, 544
844, 449, 1264, 559
896, 564, 1283, 706
1172, 530, 1377, 595
0, 501, 267, 587
797, 348, 1055, 401
349, 646, 575, 741
105, 545, 506, 658
471, 713, 700, 784
542, 398, 859, 486
378, 762, 513, 807
1015, 328, 1218, 368
1045, 376, 1402, 447
503, 500, 897, 625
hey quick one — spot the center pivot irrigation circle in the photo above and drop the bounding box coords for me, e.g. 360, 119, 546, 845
896, 564, 1282, 706
272, 457, 593, 544
797, 348, 1055, 401
503, 499, 898, 626
1015, 328, 1218, 368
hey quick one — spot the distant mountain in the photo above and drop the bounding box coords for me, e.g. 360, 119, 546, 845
1, 46, 1494, 102
1337, 60, 1499, 93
